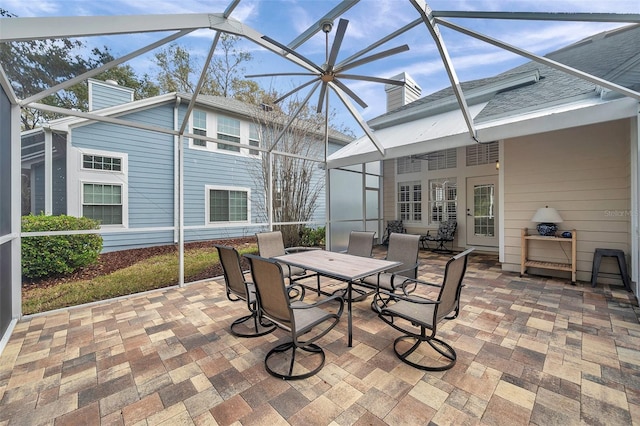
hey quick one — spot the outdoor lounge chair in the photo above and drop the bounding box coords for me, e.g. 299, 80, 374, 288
245, 254, 344, 380
421, 219, 457, 253
382, 220, 406, 245
374, 248, 474, 371
214, 245, 276, 337
355, 233, 420, 310
256, 231, 321, 295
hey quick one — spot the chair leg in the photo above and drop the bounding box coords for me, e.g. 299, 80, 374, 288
230, 311, 275, 338
264, 341, 325, 380
393, 335, 457, 371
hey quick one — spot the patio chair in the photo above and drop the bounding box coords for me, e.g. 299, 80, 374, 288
343, 230, 376, 257
382, 220, 406, 245
355, 233, 420, 310
374, 248, 474, 371
214, 245, 276, 337
256, 231, 322, 296
421, 219, 457, 253
245, 254, 344, 380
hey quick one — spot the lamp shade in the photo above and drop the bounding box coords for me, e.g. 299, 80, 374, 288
531, 206, 563, 223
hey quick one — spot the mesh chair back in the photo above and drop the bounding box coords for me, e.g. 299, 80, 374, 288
215, 245, 248, 299
347, 231, 376, 257
256, 231, 286, 258
386, 233, 420, 278
246, 255, 293, 329
435, 249, 471, 323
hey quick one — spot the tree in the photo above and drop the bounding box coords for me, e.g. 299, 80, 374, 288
0, 8, 160, 130
153, 34, 266, 102
250, 97, 334, 247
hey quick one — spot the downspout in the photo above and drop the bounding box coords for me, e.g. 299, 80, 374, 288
632, 104, 639, 297
174, 96, 184, 287
173, 97, 180, 244
43, 126, 52, 215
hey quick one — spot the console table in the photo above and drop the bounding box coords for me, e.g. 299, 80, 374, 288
520, 228, 576, 283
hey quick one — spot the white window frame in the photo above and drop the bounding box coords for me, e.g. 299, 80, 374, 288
397, 181, 422, 223
75, 148, 128, 228
216, 115, 241, 153
248, 123, 261, 157
429, 178, 457, 225
192, 110, 207, 148
205, 184, 251, 226
81, 182, 124, 226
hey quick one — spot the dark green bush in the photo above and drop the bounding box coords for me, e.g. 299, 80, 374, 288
22, 214, 103, 279
301, 226, 325, 247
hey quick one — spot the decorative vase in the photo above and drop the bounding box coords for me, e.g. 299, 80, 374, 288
536, 223, 557, 236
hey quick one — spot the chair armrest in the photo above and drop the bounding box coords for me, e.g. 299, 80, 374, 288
291, 294, 345, 316
376, 287, 440, 305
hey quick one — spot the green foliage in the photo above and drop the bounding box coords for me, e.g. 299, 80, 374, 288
301, 226, 325, 247
21, 214, 103, 279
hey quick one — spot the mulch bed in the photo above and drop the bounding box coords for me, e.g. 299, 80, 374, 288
23, 237, 257, 290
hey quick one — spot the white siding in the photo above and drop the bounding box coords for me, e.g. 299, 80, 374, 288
503, 119, 631, 284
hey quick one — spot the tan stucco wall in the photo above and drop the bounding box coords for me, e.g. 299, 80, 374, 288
502, 119, 631, 284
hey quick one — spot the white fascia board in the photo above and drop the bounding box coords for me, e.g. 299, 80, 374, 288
369, 70, 540, 129
47, 93, 178, 132
476, 96, 638, 141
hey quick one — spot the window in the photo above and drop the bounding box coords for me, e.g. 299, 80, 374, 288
397, 156, 421, 174
429, 178, 457, 224
82, 154, 121, 171
217, 115, 241, 152
207, 186, 249, 223
428, 148, 457, 170
193, 110, 207, 147
466, 141, 498, 166
249, 123, 260, 156
83, 183, 122, 225
398, 181, 421, 222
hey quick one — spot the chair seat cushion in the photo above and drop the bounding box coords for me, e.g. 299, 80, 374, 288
383, 298, 435, 330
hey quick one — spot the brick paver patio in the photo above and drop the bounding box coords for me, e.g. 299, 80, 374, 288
1, 249, 638, 425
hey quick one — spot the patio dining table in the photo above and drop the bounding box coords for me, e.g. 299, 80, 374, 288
274, 250, 400, 347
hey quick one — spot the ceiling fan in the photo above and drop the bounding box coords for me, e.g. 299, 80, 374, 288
247, 18, 409, 150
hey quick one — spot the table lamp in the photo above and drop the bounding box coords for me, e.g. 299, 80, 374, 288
531, 206, 563, 236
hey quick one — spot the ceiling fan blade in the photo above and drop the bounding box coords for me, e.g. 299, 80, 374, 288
274, 77, 321, 104
336, 44, 410, 73
262, 35, 324, 73
337, 74, 406, 85
316, 82, 328, 113
245, 72, 316, 78
327, 18, 349, 69
332, 79, 368, 109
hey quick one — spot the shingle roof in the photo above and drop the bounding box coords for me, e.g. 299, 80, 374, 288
378, 24, 640, 125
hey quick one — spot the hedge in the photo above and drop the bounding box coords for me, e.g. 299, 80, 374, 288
22, 214, 103, 279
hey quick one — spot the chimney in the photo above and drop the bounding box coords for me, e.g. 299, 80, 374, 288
384, 72, 421, 112
88, 78, 135, 111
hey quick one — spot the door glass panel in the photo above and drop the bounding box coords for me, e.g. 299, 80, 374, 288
473, 184, 495, 237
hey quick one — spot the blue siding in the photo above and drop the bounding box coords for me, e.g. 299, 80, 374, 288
91, 82, 133, 110
70, 102, 346, 251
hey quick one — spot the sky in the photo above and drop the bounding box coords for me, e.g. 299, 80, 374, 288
1, 0, 639, 136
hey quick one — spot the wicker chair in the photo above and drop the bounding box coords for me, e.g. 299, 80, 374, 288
421, 219, 457, 253
382, 220, 406, 245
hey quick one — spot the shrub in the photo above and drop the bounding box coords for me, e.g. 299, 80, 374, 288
301, 226, 325, 247
22, 214, 103, 279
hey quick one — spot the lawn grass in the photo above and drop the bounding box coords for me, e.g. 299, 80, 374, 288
22, 244, 258, 315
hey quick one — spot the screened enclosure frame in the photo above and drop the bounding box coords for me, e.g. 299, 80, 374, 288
1, 1, 639, 354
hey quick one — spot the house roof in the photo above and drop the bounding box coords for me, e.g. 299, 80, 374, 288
34, 91, 353, 146
327, 24, 640, 168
